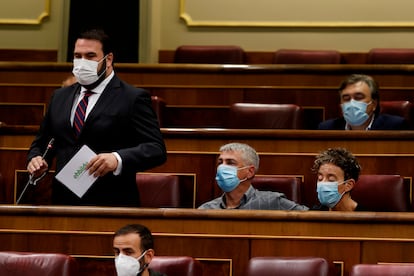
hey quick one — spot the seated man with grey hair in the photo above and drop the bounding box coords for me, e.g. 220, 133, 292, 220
198, 142, 309, 210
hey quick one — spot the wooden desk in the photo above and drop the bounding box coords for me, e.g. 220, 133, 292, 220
0, 205, 414, 276
1, 126, 414, 209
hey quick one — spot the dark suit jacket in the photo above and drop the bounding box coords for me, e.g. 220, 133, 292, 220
28, 75, 167, 206
318, 114, 410, 130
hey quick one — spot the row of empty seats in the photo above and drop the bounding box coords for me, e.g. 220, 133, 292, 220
173, 45, 414, 64
137, 174, 412, 211
152, 99, 414, 129
5, 251, 414, 276
232, 100, 414, 129
0, 251, 202, 276
2, 97, 412, 130
247, 256, 414, 276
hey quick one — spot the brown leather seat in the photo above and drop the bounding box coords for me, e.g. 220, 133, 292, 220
273, 49, 341, 64
247, 256, 329, 276
252, 176, 301, 203
228, 103, 303, 129
350, 263, 414, 276
174, 45, 245, 64
148, 256, 202, 276
380, 100, 412, 127
368, 48, 414, 64
0, 251, 78, 276
151, 95, 166, 127
352, 174, 410, 212
136, 174, 182, 208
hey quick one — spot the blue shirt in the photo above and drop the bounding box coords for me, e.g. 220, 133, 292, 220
198, 185, 309, 210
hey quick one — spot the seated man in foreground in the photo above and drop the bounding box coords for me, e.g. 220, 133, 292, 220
113, 224, 166, 276
198, 142, 308, 210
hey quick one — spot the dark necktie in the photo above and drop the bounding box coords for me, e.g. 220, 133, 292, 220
73, 91, 93, 137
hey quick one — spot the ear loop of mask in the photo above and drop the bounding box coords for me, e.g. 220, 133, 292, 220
96, 55, 108, 78
237, 165, 250, 183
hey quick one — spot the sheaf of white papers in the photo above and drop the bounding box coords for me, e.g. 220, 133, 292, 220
55, 145, 98, 198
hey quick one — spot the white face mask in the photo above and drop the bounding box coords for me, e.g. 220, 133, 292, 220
115, 251, 147, 276
72, 55, 107, 85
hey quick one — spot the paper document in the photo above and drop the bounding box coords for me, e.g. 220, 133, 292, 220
55, 145, 98, 198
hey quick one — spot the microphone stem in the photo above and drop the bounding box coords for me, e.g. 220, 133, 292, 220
16, 176, 33, 204
17, 138, 54, 204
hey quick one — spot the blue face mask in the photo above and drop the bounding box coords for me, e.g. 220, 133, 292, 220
316, 181, 346, 208
341, 99, 372, 126
215, 164, 248, 192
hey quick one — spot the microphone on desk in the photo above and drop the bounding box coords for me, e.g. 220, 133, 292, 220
17, 138, 55, 204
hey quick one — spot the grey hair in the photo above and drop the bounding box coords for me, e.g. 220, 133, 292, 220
219, 142, 260, 172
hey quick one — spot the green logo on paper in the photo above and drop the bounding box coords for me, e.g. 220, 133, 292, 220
73, 162, 88, 179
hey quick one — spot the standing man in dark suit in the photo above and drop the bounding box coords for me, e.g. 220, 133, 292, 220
27, 29, 167, 206
318, 74, 409, 130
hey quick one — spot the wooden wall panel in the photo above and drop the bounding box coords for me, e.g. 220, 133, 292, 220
0, 85, 57, 102
164, 106, 229, 128
147, 87, 245, 106
361, 242, 414, 264
1, 207, 414, 276
0, 49, 58, 62
0, 149, 28, 203
0, 103, 45, 125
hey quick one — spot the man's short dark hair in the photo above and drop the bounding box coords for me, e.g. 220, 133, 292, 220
312, 147, 361, 181
114, 224, 154, 251
77, 28, 113, 56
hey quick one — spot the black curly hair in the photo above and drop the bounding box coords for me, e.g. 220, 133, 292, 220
312, 147, 361, 181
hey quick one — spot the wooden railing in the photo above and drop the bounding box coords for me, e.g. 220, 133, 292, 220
1, 205, 414, 276
158, 50, 370, 64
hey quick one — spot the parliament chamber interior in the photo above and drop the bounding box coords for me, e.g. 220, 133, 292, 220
1, 52, 414, 275
4, 2, 414, 276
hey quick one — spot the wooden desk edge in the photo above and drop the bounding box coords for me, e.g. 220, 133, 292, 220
0, 205, 412, 222
3, 125, 414, 140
